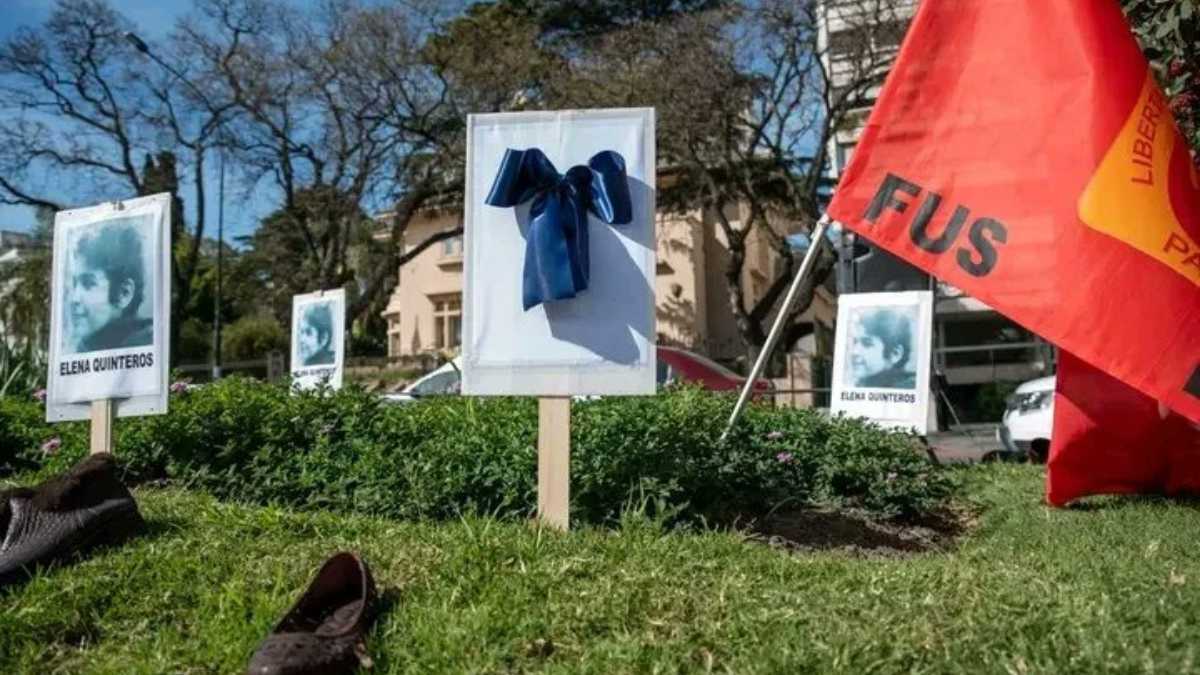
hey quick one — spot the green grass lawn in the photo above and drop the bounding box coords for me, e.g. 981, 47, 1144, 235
3, 464, 1200, 674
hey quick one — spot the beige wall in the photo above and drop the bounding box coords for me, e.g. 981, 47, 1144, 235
654, 209, 707, 350
701, 204, 742, 361
382, 205, 836, 377
382, 211, 464, 358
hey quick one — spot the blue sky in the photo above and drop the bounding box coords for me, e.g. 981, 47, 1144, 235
0, 1, 300, 242
3, 0, 182, 37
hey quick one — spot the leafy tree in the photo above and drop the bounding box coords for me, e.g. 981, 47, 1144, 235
1124, 0, 1200, 157
173, 236, 246, 365
178, 317, 212, 364
509, 0, 727, 40
0, 0, 229, 363
237, 186, 366, 323
516, 0, 902, 363
221, 314, 287, 363
180, 0, 463, 325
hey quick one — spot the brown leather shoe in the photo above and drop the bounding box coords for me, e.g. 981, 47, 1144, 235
0, 453, 145, 590
247, 552, 378, 675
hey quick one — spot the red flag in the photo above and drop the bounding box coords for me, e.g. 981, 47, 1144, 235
1047, 352, 1200, 506
825, 0, 1200, 427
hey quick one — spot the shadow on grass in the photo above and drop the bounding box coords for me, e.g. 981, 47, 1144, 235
374, 586, 403, 618
364, 587, 405, 670
0, 513, 183, 597
1065, 494, 1200, 512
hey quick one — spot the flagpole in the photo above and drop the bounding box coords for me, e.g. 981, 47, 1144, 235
721, 215, 833, 442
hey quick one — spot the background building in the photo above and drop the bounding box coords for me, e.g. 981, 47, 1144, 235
0, 229, 32, 265
0, 229, 37, 350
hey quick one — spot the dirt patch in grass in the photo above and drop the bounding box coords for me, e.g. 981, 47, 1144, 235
743, 506, 975, 557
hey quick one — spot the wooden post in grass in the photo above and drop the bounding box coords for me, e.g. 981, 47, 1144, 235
90, 399, 115, 455
537, 397, 571, 530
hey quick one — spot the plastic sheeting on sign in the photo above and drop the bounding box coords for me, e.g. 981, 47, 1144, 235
462, 108, 657, 397
45, 194, 172, 422
830, 291, 933, 434
290, 288, 346, 391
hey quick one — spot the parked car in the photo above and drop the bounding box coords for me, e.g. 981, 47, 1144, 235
380, 357, 462, 404
381, 347, 773, 404
996, 375, 1055, 463
656, 346, 774, 397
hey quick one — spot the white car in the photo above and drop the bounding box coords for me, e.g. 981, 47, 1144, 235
997, 375, 1055, 463
378, 345, 754, 405
380, 357, 462, 404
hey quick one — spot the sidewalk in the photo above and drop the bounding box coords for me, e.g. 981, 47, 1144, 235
927, 424, 1003, 464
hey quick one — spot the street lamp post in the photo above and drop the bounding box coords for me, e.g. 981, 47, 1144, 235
125, 32, 225, 381
215, 149, 224, 379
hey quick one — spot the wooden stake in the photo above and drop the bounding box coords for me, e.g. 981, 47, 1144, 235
90, 399, 115, 455
537, 397, 571, 530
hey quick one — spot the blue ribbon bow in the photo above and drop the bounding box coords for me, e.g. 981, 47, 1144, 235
485, 148, 633, 310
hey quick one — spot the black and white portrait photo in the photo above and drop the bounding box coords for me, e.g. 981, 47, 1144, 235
845, 306, 917, 390
831, 291, 933, 434
298, 302, 335, 367
46, 194, 172, 422
291, 289, 346, 390
61, 216, 154, 354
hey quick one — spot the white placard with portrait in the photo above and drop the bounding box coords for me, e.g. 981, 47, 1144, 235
462, 108, 656, 396
290, 289, 346, 390
46, 194, 172, 421
831, 291, 933, 434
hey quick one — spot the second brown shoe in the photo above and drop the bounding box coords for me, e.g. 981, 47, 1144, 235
247, 552, 378, 675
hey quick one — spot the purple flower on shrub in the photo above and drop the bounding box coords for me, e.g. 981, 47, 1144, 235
885, 472, 898, 483
41, 437, 61, 455
32, 389, 46, 402
170, 379, 192, 394
766, 431, 784, 441
776, 452, 793, 464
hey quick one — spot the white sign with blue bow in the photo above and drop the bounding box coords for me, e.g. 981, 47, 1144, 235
463, 108, 656, 396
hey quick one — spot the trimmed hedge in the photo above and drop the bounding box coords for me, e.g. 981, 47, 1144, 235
0, 379, 956, 523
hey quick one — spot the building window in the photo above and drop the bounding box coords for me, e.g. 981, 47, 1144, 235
875, 19, 908, 50
437, 235, 465, 269
831, 84, 876, 109
431, 295, 462, 349
829, 27, 865, 59
828, 20, 908, 59
836, 142, 856, 171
